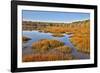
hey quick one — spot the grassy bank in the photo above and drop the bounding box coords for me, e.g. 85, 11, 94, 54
23, 53, 73, 62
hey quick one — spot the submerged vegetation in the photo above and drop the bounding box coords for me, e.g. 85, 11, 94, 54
22, 20, 90, 62
22, 36, 31, 43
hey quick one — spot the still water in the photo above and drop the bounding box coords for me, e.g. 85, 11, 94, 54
22, 31, 90, 59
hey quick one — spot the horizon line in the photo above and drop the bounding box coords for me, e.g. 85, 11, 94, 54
22, 19, 90, 23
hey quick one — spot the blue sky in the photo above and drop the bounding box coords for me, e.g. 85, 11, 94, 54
22, 10, 90, 23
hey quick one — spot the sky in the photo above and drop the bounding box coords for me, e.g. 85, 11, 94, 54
22, 10, 90, 23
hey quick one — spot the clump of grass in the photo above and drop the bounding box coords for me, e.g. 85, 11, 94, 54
22, 36, 31, 42
65, 32, 73, 35
54, 46, 72, 53
32, 39, 64, 53
43, 26, 66, 33
52, 33, 64, 37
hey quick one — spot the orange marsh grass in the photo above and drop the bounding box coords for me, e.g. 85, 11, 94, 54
32, 39, 64, 53
70, 33, 90, 54
22, 53, 73, 62
54, 46, 72, 53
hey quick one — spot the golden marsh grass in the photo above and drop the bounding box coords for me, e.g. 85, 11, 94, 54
22, 20, 90, 62
32, 39, 64, 53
